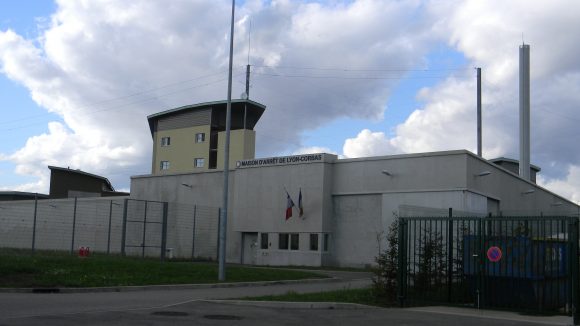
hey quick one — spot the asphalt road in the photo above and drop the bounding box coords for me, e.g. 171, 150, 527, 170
0, 270, 571, 325
0, 300, 568, 326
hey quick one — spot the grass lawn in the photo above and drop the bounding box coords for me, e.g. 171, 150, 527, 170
241, 287, 391, 308
0, 249, 326, 288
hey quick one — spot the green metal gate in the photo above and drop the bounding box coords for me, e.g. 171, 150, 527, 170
397, 215, 579, 321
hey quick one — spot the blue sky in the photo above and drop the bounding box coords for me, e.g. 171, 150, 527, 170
301, 46, 470, 152
0, 0, 60, 186
1, 1, 579, 203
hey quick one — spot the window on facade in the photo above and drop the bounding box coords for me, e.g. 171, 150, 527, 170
290, 233, 299, 250
260, 233, 269, 249
161, 137, 170, 147
160, 161, 170, 170
278, 233, 289, 250
195, 133, 205, 143
323, 234, 329, 251
194, 158, 205, 168
309, 234, 319, 251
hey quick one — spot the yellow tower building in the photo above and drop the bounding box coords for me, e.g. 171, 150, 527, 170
147, 99, 266, 174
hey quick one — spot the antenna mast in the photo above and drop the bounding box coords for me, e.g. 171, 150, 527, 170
245, 18, 251, 97
243, 18, 251, 129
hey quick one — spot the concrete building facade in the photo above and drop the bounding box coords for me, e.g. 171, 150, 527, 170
130, 150, 580, 268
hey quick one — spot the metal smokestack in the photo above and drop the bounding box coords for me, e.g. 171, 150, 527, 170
477, 67, 482, 157
519, 44, 531, 180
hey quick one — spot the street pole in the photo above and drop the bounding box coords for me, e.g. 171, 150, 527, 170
219, 0, 235, 282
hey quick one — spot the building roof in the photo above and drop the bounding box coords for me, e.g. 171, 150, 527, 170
0, 191, 49, 200
489, 157, 541, 172
147, 99, 266, 135
48, 166, 115, 191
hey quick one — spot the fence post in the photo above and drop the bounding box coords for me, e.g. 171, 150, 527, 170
160, 202, 168, 261
476, 218, 485, 309
191, 205, 197, 260
70, 197, 78, 255
31, 193, 38, 253
570, 218, 579, 325
397, 218, 407, 307
447, 208, 453, 303
217, 208, 221, 260
121, 198, 128, 256
142, 201, 148, 258
107, 200, 113, 255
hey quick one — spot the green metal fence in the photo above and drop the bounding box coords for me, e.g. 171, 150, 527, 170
397, 214, 579, 322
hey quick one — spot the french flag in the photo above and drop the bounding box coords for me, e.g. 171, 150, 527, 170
285, 192, 295, 220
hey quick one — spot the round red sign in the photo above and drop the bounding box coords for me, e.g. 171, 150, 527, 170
487, 246, 502, 262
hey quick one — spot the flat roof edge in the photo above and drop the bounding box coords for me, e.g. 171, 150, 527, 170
0, 191, 49, 198
489, 157, 541, 172
336, 149, 470, 163
147, 99, 266, 121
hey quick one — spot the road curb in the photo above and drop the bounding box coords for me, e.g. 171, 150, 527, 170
406, 306, 572, 326
202, 299, 378, 310
0, 277, 339, 294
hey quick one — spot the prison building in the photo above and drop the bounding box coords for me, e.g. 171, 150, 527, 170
130, 150, 580, 268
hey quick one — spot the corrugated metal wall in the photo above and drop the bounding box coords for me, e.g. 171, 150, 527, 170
157, 108, 211, 131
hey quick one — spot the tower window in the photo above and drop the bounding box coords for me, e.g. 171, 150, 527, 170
195, 133, 205, 143
160, 161, 170, 170
161, 137, 170, 147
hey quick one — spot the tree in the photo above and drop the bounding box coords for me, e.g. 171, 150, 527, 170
413, 225, 446, 293
373, 213, 399, 303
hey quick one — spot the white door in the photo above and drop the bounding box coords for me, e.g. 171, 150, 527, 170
242, 232, 258, 265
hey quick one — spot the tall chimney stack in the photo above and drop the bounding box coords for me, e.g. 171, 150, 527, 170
476, 67, 482, 157
519, 44, 531, 180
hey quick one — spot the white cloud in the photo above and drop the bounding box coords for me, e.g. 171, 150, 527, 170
439, 0, 580, 201
390, 76, 481, 154
1, 0, 439, 192
335, 0, 580, 202
292, 146, 337, 156
339, 0, 576, 204
538, 165, 580, 204
0, 1, 244, 191
0, 0, 579, 203
343, 129, 399, 158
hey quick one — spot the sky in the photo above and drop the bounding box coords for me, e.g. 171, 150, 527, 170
0, 0, 579, 203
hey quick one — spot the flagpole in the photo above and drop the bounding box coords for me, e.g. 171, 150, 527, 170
219, 0, 235, 282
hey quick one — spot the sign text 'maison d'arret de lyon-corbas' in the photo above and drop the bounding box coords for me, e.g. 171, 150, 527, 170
236, 154, 324, 168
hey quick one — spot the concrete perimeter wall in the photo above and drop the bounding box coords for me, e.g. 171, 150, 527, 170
0, 197, 126, 253
0, 197, 219, 260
